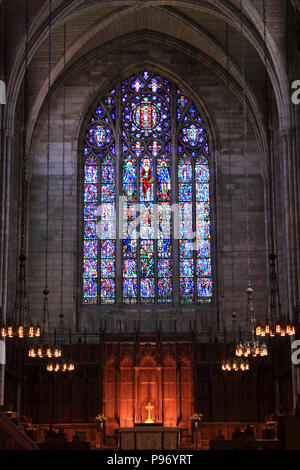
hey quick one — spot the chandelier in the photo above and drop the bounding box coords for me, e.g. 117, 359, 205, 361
221, 358, 250, 372
255, 255, 295, 338
27, 290, 63, 359
0, 256, 41, 339
46, 20, 75, 374
1, 0, 40, 339
27, 0, 60, 359
236, 284, 268, 358
255, 1, 295, 339
47, 359, 75, 373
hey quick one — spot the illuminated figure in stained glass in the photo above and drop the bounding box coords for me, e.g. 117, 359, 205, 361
157, 158, 171, 201
123, 159, 136, 199
140, 157, 154, 202
94, 125, 106, 143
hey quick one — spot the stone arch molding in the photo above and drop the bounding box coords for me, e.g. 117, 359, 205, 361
27, 29, 268, 183
5, 0, 290, 148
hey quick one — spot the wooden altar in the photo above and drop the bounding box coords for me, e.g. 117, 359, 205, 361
103, 335, 193, 439
118, 426, 180, 450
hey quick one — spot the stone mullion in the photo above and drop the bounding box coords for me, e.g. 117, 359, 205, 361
171, 83, 179, 308
292, 106, 300, 299
281, 127, 300, 408
280, 130, 296, 314
192, 151, 197, 304
1, 132, 12, 319
115, 83, 122, 308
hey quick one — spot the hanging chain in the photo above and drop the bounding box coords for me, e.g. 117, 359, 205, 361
226, 24, 236, 328
42, 0, 52, 336
14, 0, 30, 325
240, 0, 254, 336
59, 22, 66, 341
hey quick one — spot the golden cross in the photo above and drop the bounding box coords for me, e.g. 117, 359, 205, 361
145, 402, 154, 423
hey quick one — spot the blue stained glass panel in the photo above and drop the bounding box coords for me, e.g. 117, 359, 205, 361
99, 221, 115, 239
195, 164, 209, 182
178, 94, 188, 107
101, 240, 115, 258
101, 184, 115, 202
87, 124, 112, 147
101, 260, 115, 278
196, 183, 210, 201
157, 156, 171, 201
182, 124, 205, 147
83, 259, 97, 278
85, 166, 98, 183
83, 279, 97, 299
196, 202, 210, 219
84, 240, 98, 259
197, 155, 209, 165
132, 77, 144, 92
95, 106, 104, 118
157, 239, 171, 258
180, 278, 194, 297
123, 260, 137, 278
149, 140, 162, 157
179, 184, 192, 201
197, 259, 212, 276
158, 204, 171, 240
140, 240, 154, 257
101, 164, 115, 184
123, 157, 137, 201
197, 239, 211, 258
179, 240, 193, 258
158, 259, 171, 277
131, 141, 145, 157
197, 220, 210, 239
123, 278, 137, 298
197, 277, 212, 298
140, 278, 155, 298
84, 184, 97, 202
123, 239, 137, 257
84, 221, 97, 239
104, 95, 115, 107
84, 203, 97, 219
140, 259, 154, 278
178, 157, 193, 183
180, 259, 194, 277
101, 279, 115, 299
158, 278, 172, 297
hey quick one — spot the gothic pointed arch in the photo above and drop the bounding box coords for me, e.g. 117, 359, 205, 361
81, 70, 213, 306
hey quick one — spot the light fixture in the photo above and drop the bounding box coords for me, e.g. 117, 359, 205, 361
46, 21, 75, 375
27, 0, 58, 359
254, 1, 295, 339
236, 284, 269, 359
46, 359, 75, 373
1, 1, 40, 339
255, 254, 295, 338
221, 359, 250, 373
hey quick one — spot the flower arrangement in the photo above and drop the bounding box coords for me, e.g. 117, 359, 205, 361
95, 413, 106, 425
190, 413, 204, 423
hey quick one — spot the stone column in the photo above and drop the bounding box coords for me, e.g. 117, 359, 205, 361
280, 128, 300, 407
0, 339, 5, 405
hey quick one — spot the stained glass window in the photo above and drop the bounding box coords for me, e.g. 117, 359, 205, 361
82, 72, 212, 305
